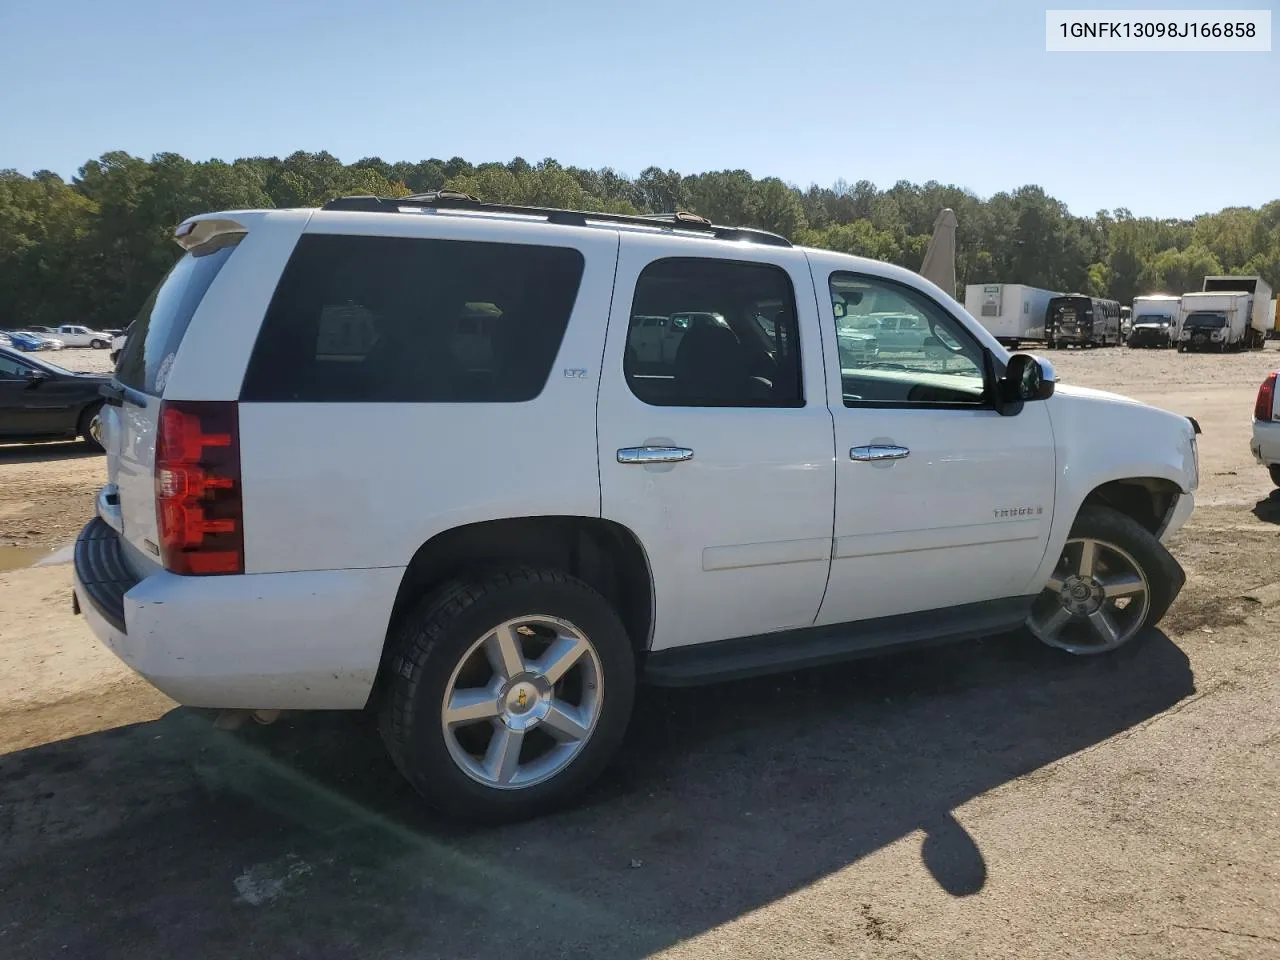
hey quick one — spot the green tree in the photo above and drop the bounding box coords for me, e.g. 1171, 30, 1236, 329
3, 149, 1279, 334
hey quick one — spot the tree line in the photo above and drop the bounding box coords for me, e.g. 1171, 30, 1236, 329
2, 150, 1278, 328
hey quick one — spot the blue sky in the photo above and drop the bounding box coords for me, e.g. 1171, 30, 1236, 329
2, 0, 1276, 219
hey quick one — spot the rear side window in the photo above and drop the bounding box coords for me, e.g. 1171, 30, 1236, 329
240, 235, 586, 403
623, 257, 803, 408
116, 233, 243, 395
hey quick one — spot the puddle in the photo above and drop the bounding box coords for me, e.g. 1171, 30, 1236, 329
0, 545, 55, 572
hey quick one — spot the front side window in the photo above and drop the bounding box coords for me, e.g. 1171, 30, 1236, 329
624, 258, 803, 408
829, 272, 987, 407
0, 355, 33, 379
241, 235, 585, 403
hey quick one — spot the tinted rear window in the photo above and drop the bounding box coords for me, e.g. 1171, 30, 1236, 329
240, 235, 586, 403
116, 233, 243, 395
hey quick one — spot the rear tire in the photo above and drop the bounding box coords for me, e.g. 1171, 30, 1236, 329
1027, 505, 1184, 656
379, 567, 636, 823
78, 402, 104, 452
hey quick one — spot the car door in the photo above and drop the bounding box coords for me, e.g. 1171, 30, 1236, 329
0, 353, 38, 435
0, 354, 70, 435
811, 260, 1057, 626
597, 234, 836, 651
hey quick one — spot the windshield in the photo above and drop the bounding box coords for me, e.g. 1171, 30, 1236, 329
1135, 315, 1171, 326
1185, 312, 1226, 329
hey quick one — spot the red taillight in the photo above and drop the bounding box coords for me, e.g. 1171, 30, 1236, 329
1255, 373, 1277, 422
155, 400, 243, 575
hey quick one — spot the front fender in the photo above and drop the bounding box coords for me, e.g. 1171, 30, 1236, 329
1027, 385, 1197, 591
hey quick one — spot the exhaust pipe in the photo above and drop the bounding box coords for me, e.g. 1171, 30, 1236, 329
213, 708, 283, 730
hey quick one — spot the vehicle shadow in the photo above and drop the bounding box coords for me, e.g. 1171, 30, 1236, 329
1251, 490, 1280, 525
0, 440, 101, 464
0, 630, 1193, 960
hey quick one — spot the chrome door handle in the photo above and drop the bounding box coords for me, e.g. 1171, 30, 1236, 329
617, 446, 694, 464
850, 444, 910, 462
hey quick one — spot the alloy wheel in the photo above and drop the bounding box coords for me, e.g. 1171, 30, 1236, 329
1028, 537, 1151, 655
440, 615, 603, 789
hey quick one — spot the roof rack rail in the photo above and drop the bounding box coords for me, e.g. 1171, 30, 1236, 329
320, 192, 793, 247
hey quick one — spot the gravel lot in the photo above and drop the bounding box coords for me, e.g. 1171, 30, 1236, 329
1, 344, 1278, 959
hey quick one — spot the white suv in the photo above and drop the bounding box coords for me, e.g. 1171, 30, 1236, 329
75, 193, 1201, 822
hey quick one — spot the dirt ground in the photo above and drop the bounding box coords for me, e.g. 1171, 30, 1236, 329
1, 345, 1278, 959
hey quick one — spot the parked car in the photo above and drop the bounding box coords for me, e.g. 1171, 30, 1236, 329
74, 195, 1200, 824
14, 330, 64, 350
51, 324, 113, 349
0, 345, 107, 449
109, 328, 129, 365
1251, 370, 1280, 486
843, 311, 937, 353
835, 325, 879, 367
4, 331, 46, 352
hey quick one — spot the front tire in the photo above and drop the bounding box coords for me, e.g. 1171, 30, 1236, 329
1027, 505, 1184, 656
90, 339, 108, 349
78, 402, 104, 452
379, 567, 636, 823
1269, 464, 1280, 489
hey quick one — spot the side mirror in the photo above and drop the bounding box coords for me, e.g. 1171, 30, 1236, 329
24, 369, 48, 389
994, 353, 1055, 416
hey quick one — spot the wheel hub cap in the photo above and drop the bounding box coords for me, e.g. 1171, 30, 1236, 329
1060, 575, 1105, 615
500, 676, 552, 729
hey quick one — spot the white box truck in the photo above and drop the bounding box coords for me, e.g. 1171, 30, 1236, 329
1128, 294, 1181, 348
1177, 291, 1253, 352
1201, 275, 1274, 348
963, 284, 1061, 347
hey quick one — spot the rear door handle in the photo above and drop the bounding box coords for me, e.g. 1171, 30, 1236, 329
850, 444, 910, 462
617, 446, 694, 464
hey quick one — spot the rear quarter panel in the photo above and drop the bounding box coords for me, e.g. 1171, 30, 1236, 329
235, 213, 620, 573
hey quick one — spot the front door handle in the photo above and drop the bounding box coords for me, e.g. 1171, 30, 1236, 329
850, 444, 910, 462
617, 446, 694, 464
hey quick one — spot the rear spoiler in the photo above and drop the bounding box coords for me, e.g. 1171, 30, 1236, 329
174, 217, 247, 252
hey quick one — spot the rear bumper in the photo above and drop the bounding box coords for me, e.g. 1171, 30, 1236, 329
73, 519, 404, 710
1252, 420, 1280, 466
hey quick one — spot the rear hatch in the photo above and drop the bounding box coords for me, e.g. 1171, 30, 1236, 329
102, 230, 245, 576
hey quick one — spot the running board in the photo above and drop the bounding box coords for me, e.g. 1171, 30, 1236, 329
642, 596, 1037, 687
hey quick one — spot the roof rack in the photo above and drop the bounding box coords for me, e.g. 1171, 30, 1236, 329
320, 192, 793, 248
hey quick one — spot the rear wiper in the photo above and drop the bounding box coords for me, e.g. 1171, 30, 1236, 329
99, 380, 149, 408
